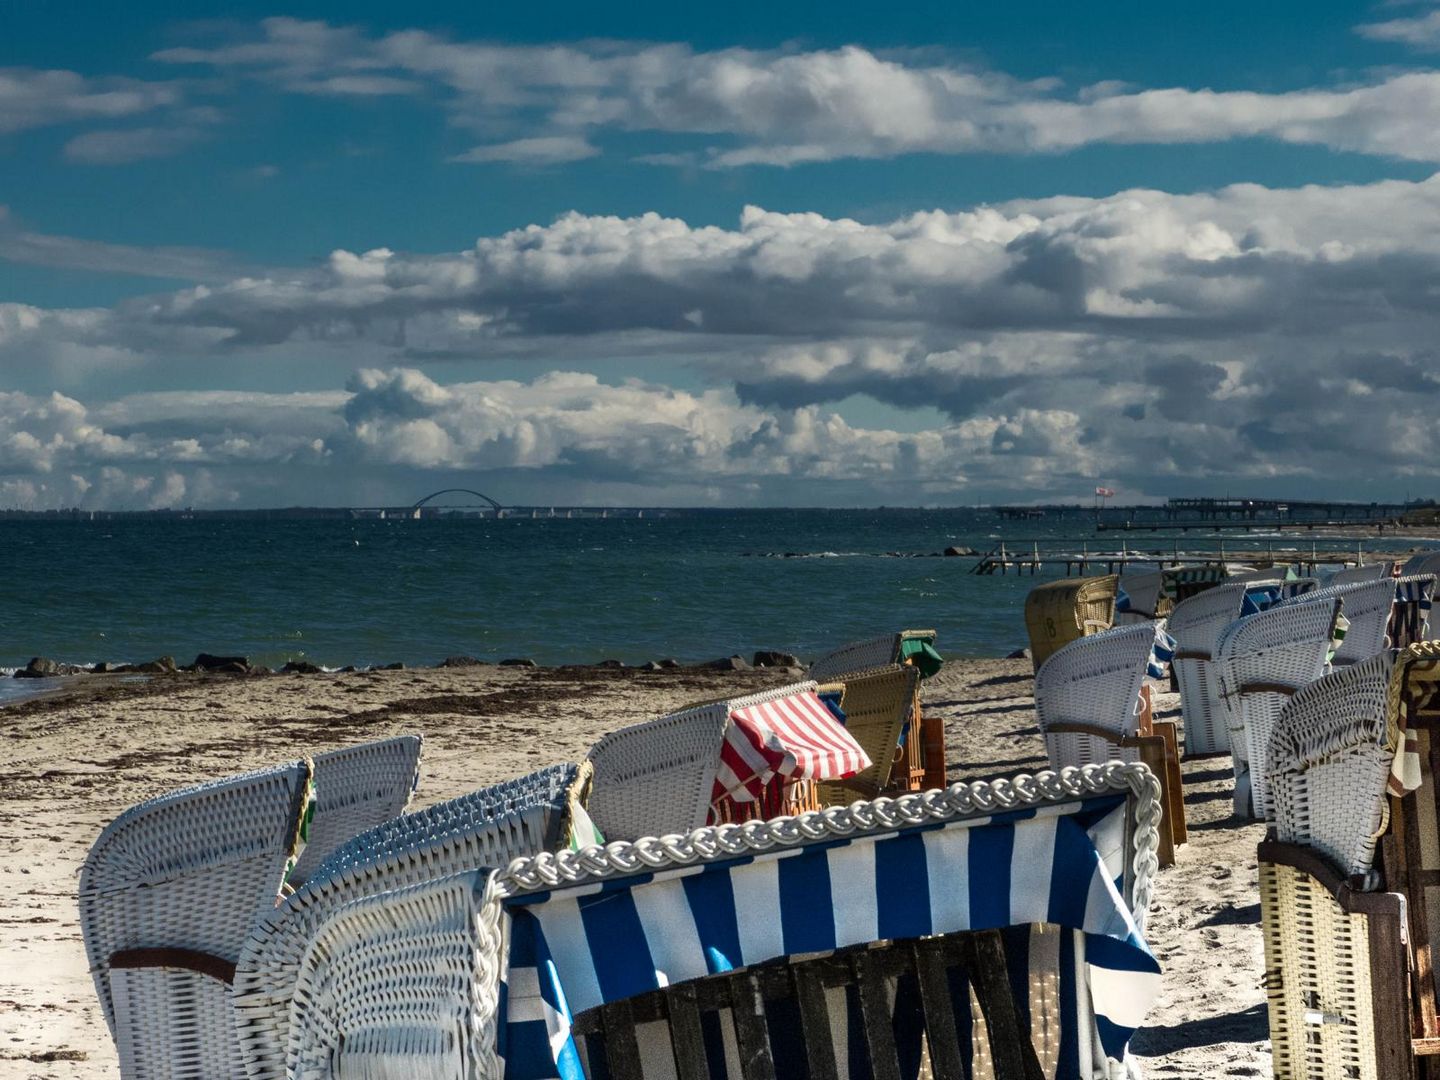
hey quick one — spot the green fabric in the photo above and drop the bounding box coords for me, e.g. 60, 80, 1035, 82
899, 637, 944, 678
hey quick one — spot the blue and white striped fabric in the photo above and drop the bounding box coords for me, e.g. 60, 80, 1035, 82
1394, 577, 1434, 648
498, 797, 1159, 1080
1147, 625, 1177, 679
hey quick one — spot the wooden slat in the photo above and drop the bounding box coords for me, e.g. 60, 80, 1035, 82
598, 999, 645, 1080
851, 949, 903, 1080
968, 931, 1046, 1080
1155, 721, 1188, 845
911, 939, 967, 1080
791, 964, 840, 1080
664, 983, 711, 1080
1368, 907, 1423, 1080
728, 971, 777, 1080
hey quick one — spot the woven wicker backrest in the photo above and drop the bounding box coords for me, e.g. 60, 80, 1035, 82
1402, 552, 1440, 577
1217, 598, 1345, 820
1167, 580, 1277, 657
814, 665, 918, 804
809, 633, 898, 682
234, 763, 576, 1080
78, 761, 314, 1078
1267, 652, 1400, 877
1330, 563, 1395, 586
1023, 574, 1120, 670
1118, 568, 1166, 619
1277, 578, 1399, 666
1035, 623, 1158, 769
285, 735, 423, 886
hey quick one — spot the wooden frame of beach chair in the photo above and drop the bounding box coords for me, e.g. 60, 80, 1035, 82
78, 760, 315, 1080
232, 762, 578, 1080
284, 734, 423, 887
1022, 575, 1119, 672
1216, 597, 1343, 820
1035, 623, 1185, 866
284, 761, 1163, 1080
1165, 578, 1283, 758
811, 664, 919, 805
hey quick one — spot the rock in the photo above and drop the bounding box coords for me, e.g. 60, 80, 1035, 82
249, 665, 274, 676
215, 661, 250, 674
595, 659, 625, 669
377, 661, 405, 671
193, 652, 249, 672
126, 655, 178, 675
701, 655, 751, 671
638, 660, 664, 671
657, 658, 680, 669
752, 650, 801, 668
281, 660, 322, 674
1006, 647, 1032, 660
499, 657, 537, 668
439, 655, 484, 668
88, 662, 116, 674
339, 665, 359, 673
15, 657, 78, 678
944, 545, 978, 557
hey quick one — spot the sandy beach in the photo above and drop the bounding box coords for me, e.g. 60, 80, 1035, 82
1, 659, 1266, 1079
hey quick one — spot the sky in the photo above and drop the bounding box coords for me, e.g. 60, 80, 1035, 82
4, 2, 1440, 509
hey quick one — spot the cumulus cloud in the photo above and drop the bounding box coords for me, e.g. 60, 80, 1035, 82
0, 67, 181, 135
144, 18, 1440, 166
1357, 7, 1440, 48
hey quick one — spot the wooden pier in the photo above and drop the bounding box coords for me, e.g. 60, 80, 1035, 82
970, 538, 1370, 576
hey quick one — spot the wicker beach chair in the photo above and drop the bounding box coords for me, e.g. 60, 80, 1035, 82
1274, 577, 1402, 669
233, 762, 578, 1080
812, 664, 919, 805
286, 762, 1164, 1080
1035, 623, 1185, 865
584, 681, 830, 841
1260, 644, 1440, 1079
1402, 551, 1440, 577
1390, 573, 1437, 650
1115, 567, 1168, 624
1215, 597, 1344, 819
1165, 578, 1283, 757
78, 761, 315, 1080
1023, 575, 1119, 671
809, 630, 945, 790
285, 735, 423, 886
1330, 562, 1396, 586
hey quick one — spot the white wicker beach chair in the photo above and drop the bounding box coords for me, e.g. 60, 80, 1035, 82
1274, 577, 1399, 668
1390, 572, 1436, 649
1401, 551, 1440, 577
78, 761, 315, 1080
1329, 562, 1395, 586
1115, 568, 1166, 624
233, 762, 578, 1080
807, 629, 939, 682
285, 762, 1164, 1080
285, 735, 423, 886
1216, 597, 1344, 819
583, 681, 817, 841
1165, 578, 1283, 756
1035, 623, 1163, 770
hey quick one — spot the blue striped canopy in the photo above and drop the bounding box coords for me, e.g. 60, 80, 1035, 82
499, 796, 1160, 1079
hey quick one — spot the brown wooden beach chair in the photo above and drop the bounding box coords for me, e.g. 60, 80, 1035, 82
811, 664, 920, 805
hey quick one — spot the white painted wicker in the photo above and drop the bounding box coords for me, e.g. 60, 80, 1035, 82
583, 681, 817, 841
1275, 578, 1398, 667
1164, 579, 1280, 756
285, 735, 423, 886
285, 763, 1163, 1080
233, 763, 576, 1080
1401, 551, 1440, 577
1116, 568, 1165, 624
1216, 598, 1343, 820
809, 634, 898, 681
1035, 623, 1160, 770
78, 761, 314, 1080
1329, 562, 1394, 586
1266, 650, 1404, 880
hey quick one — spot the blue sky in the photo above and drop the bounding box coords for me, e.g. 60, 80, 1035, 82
4, 2, 1440, 507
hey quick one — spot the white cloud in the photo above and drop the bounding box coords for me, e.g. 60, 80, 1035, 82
63, 125, 209, 165
1358, 7, 1440, 48
145, 20, 1440, 166
451, 135, 600, 165
0, 67, 181, 135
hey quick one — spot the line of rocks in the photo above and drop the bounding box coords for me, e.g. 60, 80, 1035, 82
11, 649, 806, 680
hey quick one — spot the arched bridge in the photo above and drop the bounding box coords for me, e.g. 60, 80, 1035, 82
411, 488, 504, 511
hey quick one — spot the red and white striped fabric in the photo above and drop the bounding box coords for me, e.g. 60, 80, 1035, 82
711, 690, 872, 808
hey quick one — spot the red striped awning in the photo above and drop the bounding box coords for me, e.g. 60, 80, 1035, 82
712, 690, 872, 808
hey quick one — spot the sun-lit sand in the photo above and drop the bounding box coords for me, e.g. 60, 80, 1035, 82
2, 660, 1267, 1078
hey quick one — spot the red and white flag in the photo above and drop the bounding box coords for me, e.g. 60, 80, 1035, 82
1095, 486, 1116, 497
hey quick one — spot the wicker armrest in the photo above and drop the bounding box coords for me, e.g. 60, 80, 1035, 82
1236, 681, 1301, 697
110, 948, 237, 985
1257, 840, 1400, 913
1043, 722, 1146, 747
1171, 649, 1212, 662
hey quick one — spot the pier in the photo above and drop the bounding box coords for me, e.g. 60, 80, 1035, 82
969, 537, 1373, 576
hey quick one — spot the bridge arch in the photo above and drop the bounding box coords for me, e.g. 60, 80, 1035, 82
411, 488, 504, 511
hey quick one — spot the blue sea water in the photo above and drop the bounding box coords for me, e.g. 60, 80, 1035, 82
0, 510, 1414, 672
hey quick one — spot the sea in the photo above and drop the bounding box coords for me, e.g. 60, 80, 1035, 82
0, 509, 1423, 703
